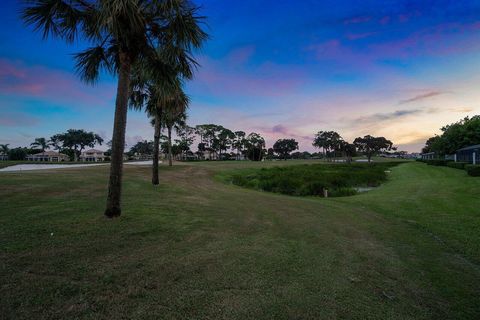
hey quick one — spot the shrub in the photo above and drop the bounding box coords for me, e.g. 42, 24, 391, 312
229, 162, 400, 197
446, 162, 468, 170
465, 165, 480, 177
426, 159, 448, 166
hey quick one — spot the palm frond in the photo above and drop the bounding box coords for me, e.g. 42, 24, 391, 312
74, 45, 113, 84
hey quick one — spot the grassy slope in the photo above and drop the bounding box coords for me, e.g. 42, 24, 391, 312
0, 161, 479, 319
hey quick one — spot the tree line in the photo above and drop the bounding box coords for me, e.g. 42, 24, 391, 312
126, 126, 396, 164
422, 116, 480, 155
1, 129, 103, 161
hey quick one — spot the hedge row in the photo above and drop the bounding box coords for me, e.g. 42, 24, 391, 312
466, 164, 480, 177
416, 158, 479, 176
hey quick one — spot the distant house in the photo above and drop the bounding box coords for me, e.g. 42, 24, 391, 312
420, 152, 436, 160
80, 149, 106, 162
455, 145, 480, 164
0, 153, 8, 161
131, 153, 153, 161
26, 151, 69, 162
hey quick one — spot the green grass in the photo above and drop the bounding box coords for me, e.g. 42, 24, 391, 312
225, 162, 401, 197
1, 161, 479, 319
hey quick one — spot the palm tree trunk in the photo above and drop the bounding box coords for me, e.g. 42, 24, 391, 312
105, 51, 131, 218
152, 112, 161, 185
167, 125, 173, 166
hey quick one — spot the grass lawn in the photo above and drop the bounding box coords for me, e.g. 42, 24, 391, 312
1, 161, 479, 319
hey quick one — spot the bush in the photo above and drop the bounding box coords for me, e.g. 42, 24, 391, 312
446, 162, 468, 170
229, 162, 401, 197
465, 165, 480, 177
426, 159, 449, 166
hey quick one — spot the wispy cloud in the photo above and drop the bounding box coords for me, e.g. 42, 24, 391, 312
398, 91, 444, 104
0, 112, 39, 127
351, 109, 423, 124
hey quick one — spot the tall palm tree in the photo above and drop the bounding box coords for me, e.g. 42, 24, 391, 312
31, 137, 49, 152
23, 0, 207, 218
130, 75, 185, 184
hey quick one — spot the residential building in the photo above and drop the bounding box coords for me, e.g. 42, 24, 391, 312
455, 144, 480, 164
26, 151, 69, 162
420, 152, 435, 160
80, 149, 106, 162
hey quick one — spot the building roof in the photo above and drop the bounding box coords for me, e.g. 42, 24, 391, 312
457, 144, 480, 152
83, 149, 105, 153
28, 151, 68, 157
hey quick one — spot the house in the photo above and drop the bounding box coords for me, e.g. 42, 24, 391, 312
420, 152, 436, 160
26, 151, 69, 162
80, 149, 106, 162
455, 144, 480, 164
0, 153, 8, 161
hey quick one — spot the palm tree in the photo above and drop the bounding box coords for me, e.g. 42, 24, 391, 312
23, 0, 207, 218
0, 144, 9, 157
163, 89, 189, 166
30, 138, 49, 152
131, 75, 185, 184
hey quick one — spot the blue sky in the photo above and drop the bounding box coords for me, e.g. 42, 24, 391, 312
1, 0, 480, 152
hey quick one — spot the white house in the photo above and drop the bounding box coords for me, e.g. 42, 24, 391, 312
80, 149, 106, 162
26, 151, 69, 162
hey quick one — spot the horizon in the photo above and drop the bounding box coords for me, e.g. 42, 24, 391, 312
1, 0, 480, 152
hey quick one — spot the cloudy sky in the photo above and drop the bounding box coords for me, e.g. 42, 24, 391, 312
1, 0, 480, 152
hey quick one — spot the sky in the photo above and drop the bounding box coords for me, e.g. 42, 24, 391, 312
1, 0, 480, 152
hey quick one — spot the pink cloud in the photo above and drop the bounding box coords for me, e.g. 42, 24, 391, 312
0, 58, 115, 107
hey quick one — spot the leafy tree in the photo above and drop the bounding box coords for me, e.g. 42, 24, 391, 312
30, 137, 49, 152
273, 139, 299, 160
353, 135, 393, 162
245, 132, 265, 161
217, 127, 235, 157
23, 0, 208, 218
197, 142, 207, 158
312, 131, 343, 161
56, 129, 103, 161
422, 116, 480, 155
195, 124, 223, 160
129, 140, 154, 156
266, 147, 275, 160
339, 141, 356, 163
8, 147, 28, 161
291, 151, 312, 159
232, 131, 246, 160
175, 122, 196, 160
